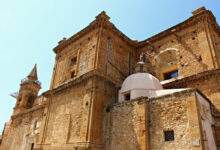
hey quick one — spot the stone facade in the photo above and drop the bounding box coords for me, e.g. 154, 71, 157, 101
1, 7, 220, 150
103, 89, 216, 150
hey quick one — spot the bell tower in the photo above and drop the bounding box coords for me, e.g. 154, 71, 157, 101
14, 64, 41, 114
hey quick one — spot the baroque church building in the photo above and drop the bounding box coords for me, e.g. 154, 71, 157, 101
1, 7, 220, 150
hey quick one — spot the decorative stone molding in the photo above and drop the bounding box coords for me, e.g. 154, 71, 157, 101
138, 8, 218, 47
43, 70, 122, 97
163, 69, 220, 88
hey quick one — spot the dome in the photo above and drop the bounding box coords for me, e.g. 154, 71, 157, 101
120, 73, 163, 93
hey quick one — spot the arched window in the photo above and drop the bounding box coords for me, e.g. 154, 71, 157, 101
154, 49, 179, 80
27, 95, 35, 108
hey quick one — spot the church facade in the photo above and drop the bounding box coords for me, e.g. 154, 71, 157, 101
1, 7, 220, 150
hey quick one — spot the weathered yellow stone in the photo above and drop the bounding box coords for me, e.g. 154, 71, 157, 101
1, 7, 220, 150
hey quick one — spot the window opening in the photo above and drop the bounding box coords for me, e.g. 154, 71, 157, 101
164, 130, 174, 141
124, 93, 131, 101
70, 57, 77, 66
163, 70, 178, 80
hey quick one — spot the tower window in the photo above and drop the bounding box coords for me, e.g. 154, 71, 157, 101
164, 130, 174, 141
124, 93, 130, 101
71, 71, 76, 78
30, 143, 34, 150
163, 70, 178, 80
70, 57, 77, 66
27, 96, 35, 108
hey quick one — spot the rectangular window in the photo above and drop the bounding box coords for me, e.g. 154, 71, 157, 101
163, 70, 178, 80
164, 130, 174, 141
70, 57, 77, 66
124, 93, 130, 101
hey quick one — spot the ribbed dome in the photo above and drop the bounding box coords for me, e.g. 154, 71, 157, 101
121, 73, 163, 93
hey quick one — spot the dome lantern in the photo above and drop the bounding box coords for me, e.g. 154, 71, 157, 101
118, 54, 163, 102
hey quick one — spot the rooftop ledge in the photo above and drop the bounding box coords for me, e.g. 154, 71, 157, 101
113, 88, 212, 109
160, 75, 184, 85
162, 69, 220, 88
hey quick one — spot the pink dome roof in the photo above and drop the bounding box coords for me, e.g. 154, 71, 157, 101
121, 73, 163, 93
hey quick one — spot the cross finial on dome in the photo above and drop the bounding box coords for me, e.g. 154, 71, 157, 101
138, 52, 146, 64
135, 53, 147, 73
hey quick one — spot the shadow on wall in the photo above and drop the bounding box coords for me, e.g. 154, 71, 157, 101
107, 101, 146, 150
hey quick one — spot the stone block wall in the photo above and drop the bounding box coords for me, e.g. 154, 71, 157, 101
107, 100, 148, 150
42, 81, 91, 148
51, 29, 99, 89
97, 27, 137, 84
1, 8, 220, 150
212, 29, 220, 67
104, 90, 210, 150
0, 108, 44, 150
89, 78, 118, 148
139, 11, 220, 80
40, 75, 118, 150
149, 92, 203, 150
163, 71, 220, 148
163, 72, 220, 111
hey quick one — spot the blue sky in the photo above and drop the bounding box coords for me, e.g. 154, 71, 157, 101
0, 0, 219, 133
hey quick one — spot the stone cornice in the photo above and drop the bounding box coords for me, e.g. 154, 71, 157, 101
102, 21, 137, 47
11, 104, 45, 119
42, 70, 122, 97
53, 12, 137, 54
112, 88, 212, 110
53, 8, 219, 53
53, 20, 98, 53
150, 88, 214, 112
138, 9, 218, 47
150, 88, 196, 101
163, 69, 220, 89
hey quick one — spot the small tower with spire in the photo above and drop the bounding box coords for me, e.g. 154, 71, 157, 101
14, 64, 41, 114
